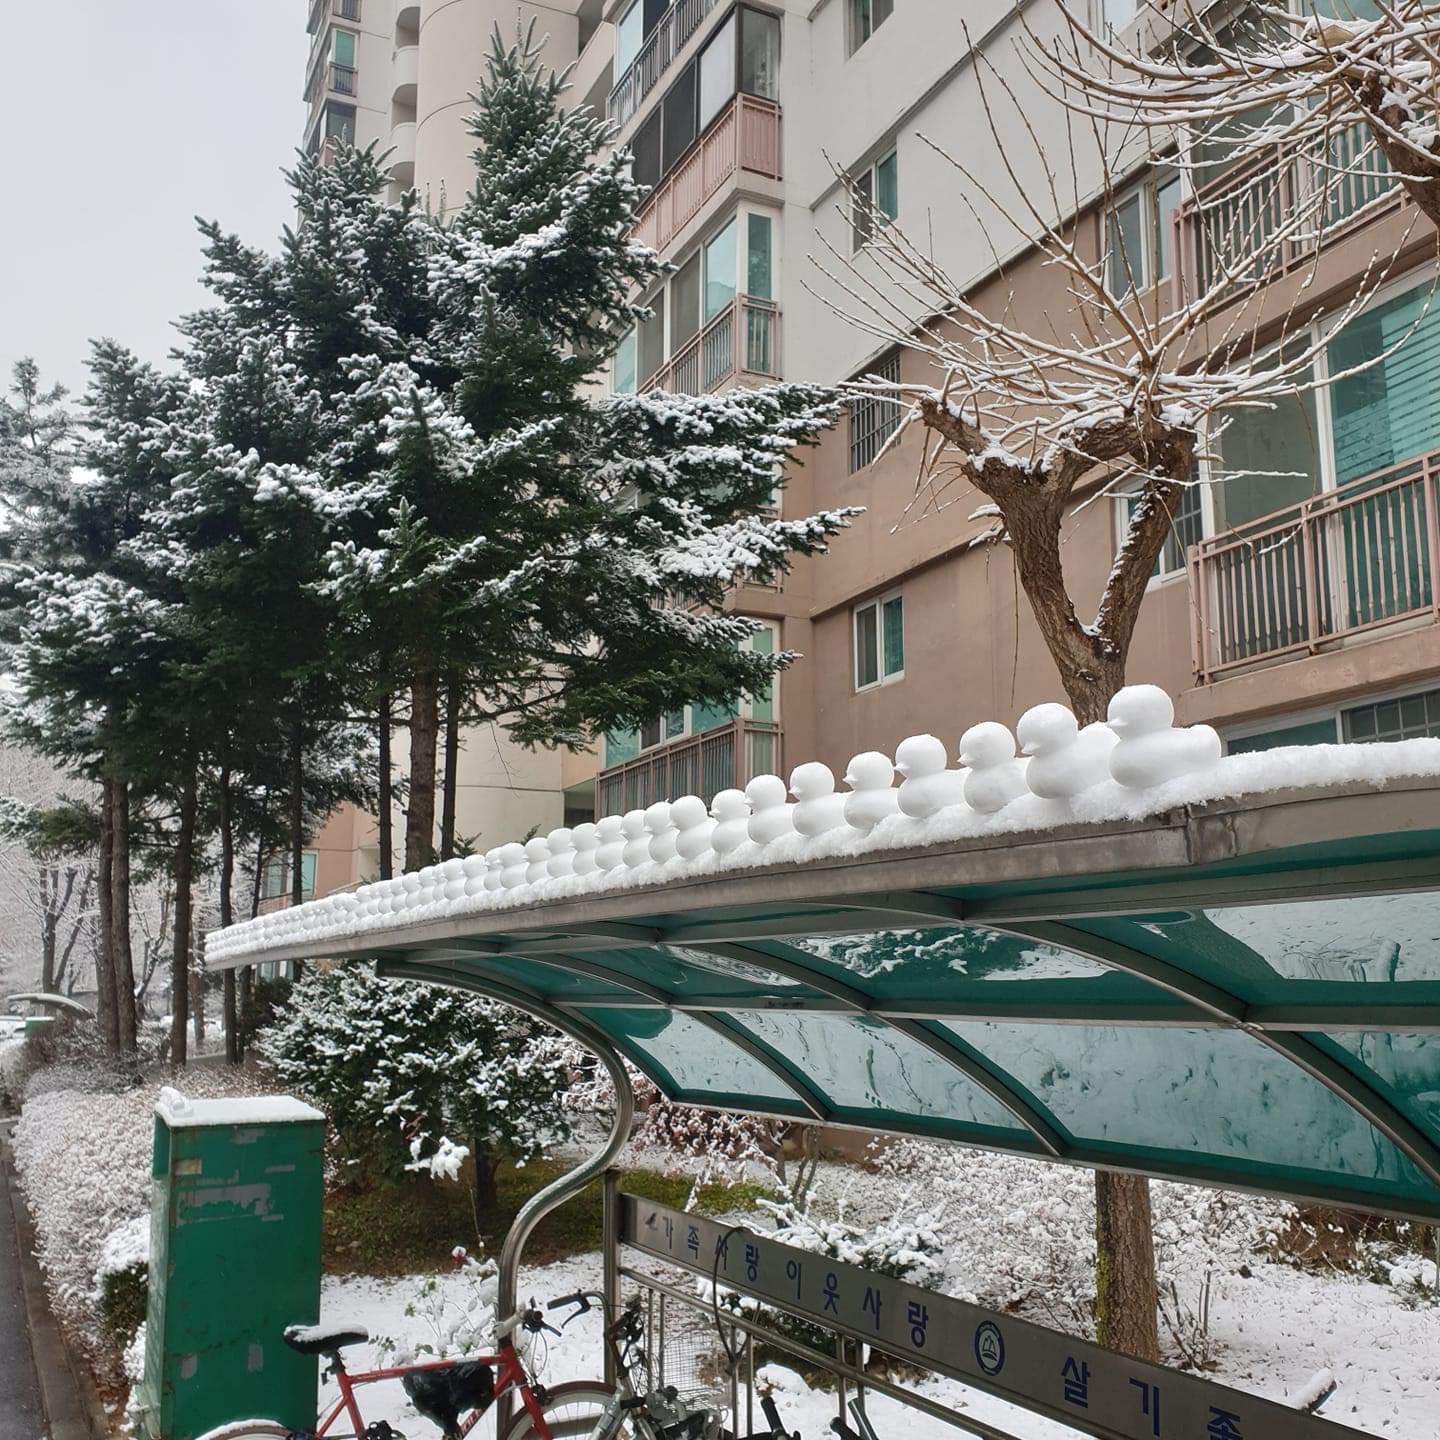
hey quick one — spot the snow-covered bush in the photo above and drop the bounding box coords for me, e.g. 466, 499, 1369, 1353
258, 964, 572, 1215
0, 1036, 27, 1110
375, 1247, 501, 1364
96, 1216, 150, 1350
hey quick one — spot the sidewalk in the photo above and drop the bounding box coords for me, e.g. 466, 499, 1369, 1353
0, 1121, 108, 1440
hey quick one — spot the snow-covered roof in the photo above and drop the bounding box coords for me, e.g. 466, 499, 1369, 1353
155, 1087, 323, 1129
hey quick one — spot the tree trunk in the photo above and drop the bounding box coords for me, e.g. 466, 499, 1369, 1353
378, 690, 394, 882
1094, 1171, 1160, 1360
441, 674, 461, 861
405, 670, 440, 872
95, 779, 119, 1052
39, 870, 56, 993
191, 961, 205, 1052
219, 763, 239, 1064
112, 780, 138, 1052
290, 713, 306, 981
170, 765, 198, 1067
470, 1143, 498, 1239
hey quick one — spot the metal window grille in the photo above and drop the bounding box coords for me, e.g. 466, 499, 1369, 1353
1342, 687, 1440, 744
848, 351, 902, 473
335, 0, 361, 18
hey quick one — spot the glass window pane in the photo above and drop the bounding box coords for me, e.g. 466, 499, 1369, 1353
1344, 686, 1440, 742
672, 253, 701, 347
616, 2, 643, 75
747, 624, 776, 723
689, 697, 736, 734
1322, 1031, 1440, 1137
740, 8, 781, 100
664, 708, 686, 739
1329, 282, 1440, 485
614, 327, 636, 394
1107, 191, 1144, 295
1155, 176, 1181, 280
875, 151, 898, 225
698, 14, 736, 131
1227, 718, 1338, 753
332, 28, 356, 66
638, 291, 665, 385
747, 214, 773, 300
662, 61, 698, 172
632, 111, 662, 192
639, 716, 662, 749
732, 1011, 1023, 1135
852, 169, 873, 251
704, 219, 737, 323
301, 853, 318, 897
882, 595, 904, 675
854, 603, 879, 688
605, 727, 640, 765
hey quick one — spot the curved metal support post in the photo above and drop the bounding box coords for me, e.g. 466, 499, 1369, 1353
375, 958, 636, 1320
1003, 922, 1440, 1193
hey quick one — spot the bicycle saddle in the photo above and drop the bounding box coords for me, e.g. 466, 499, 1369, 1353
283, 1323, 371, 1356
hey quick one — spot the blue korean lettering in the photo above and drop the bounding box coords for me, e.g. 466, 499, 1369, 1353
686, 1224, 701, 1259
1061, 1357, 1090, 1409
1207, 1409, 1243, 1440
1128, 1379, 1161, 1437
744, 1243, 760, 1282
714, 1234, 731, 1265
862, 1286, 882, 1330
823, 1272, 840, 1314
785, 1257, 803, 1299
907, 1301, 928, 1349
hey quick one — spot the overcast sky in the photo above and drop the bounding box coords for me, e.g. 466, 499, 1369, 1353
1, 2, 309, 401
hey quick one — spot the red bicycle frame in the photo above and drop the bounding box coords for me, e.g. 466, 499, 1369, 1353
317, 1338, 556, 1440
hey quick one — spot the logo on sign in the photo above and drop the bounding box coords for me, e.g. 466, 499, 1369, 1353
974, 1321, 1005, 1377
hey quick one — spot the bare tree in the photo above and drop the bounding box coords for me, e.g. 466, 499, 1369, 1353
813, 13, 1424, 1359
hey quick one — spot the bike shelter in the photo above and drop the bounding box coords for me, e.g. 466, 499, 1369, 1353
209, 773, 1440, 1440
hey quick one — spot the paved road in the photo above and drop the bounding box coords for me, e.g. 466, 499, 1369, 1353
0, 1140, 46, 1440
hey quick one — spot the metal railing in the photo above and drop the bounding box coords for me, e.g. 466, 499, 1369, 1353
1174, 119, 1399, 304
1190, 448, 1440, 682
643, 297, 779, 394
597, 717, 780, 814
631, 96, 782, 252
329, 62, 357, 96
609, 0, 720, 127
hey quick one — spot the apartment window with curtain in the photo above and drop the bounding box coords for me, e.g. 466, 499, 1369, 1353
854, 593, 904, 690
852, 148, 898, 251
848, 350, 902, 472
324, 102, 357, 143
849, 0, 894, 54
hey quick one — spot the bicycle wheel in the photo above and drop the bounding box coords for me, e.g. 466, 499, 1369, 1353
500, 1382, 616, 1440
194, 1422, 293, 1440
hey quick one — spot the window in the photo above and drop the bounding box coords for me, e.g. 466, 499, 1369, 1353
747, 214, 773, 300
1118, 477, 1204, 580
616, 1, 644, 76
662, 61, 698, 172
1101, 0, 1139, 30
854, 593, 904, 690
699, 14, 738, 132
261, 853, 318, 900
336, 0, 361, 18
1343, 686, 1440, 743
323, 102, 356, 144
740, 8, 781, 100
848, 350, 903, 472
641, 713, 688, 750
614, 327, 637, 394
261, 858, 287, 901
852, 149, 898, 251
704, 219, 737, 323
638, 291, 666, 387
332, 28, 356, 66
1104, 170, 1181, 295
849, 0, 894, 54
672, 252, 702, 351
1227, 717, 1340, 754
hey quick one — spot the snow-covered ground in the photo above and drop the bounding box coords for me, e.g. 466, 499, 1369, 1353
313, 1247, 1440, 1440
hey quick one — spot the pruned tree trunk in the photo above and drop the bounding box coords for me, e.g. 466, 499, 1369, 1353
112, 779, 137, 1052
95, 778, 119, 1052
1095, 1171, 1160, 1360
219, 762, 239, 1064
405, 670, 440, 872
441, 673, 461, 861
39, 869, 56, 993
378, 689, 394, 882
170, 764, 198, 1067
470, 1141, 498, 1238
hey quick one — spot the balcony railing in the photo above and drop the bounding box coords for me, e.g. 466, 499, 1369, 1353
329, 62, 357, 96
644, 296, 779, 394
609, 0, 719, 127
597, 718, 781, 814
1174, 119, 1399, 304
310, 0, 361, 35
632, 96, 782, 252
1189, 449, 1440, 683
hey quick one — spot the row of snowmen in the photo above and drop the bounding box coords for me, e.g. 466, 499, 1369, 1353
455, 683, 1221, 896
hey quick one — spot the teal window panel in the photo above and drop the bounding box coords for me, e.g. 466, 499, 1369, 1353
1227, 718, 1337, 754
729, 1010, 1023, 1135
1315, 1032, 1440, 1138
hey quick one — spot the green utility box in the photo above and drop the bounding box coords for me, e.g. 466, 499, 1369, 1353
137, 1087, 325, 1440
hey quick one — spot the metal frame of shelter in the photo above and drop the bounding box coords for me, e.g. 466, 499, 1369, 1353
216, 776, 1440, 1439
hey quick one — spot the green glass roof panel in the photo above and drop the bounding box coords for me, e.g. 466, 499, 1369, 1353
934, 1019, 1434, 1203
1310, 1032, 1440, 1138
575, 1006, 808, 1111
558, 945, 830, 1002
728, 1010, 1025, 1139
447, 954, 638, 1000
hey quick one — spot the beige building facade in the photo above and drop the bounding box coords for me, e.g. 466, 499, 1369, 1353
293, 0, 1440, 899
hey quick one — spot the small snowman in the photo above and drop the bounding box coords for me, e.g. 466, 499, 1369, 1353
499, 841, 529, 890
645, 801, 680, 864
747, 774, 796, 846
547, 827, 576, 880
843, 751, 900, 834
710, 789, 752, 857
524, 837, 551, 886
570, 822, 599, 877
1107, 684, 1221, 789
1017, 702, 1118, 800
790, 762, 848, 838
594, 815, 626, 873
482, 848, 506, 892
461, 853, 487, 898
894, 734, 967, 819
671, 795, 715, 861
621, 809, 652, 869
959, 722, 1028, 814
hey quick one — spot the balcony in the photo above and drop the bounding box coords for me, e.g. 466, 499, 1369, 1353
644, 296, 779, 394
610, 0, 720, 127
329, 61, 358, 96
632, 95, 781, 252
597, 718, 780, 814
310, 0, 360, 34
1189, 449, 1440, 683
1173, 120, 1400, 305
388, 121, 416, 186
393, 44, 418, 106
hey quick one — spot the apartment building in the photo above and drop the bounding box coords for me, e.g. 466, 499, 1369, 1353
292, 0, 1440, 899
